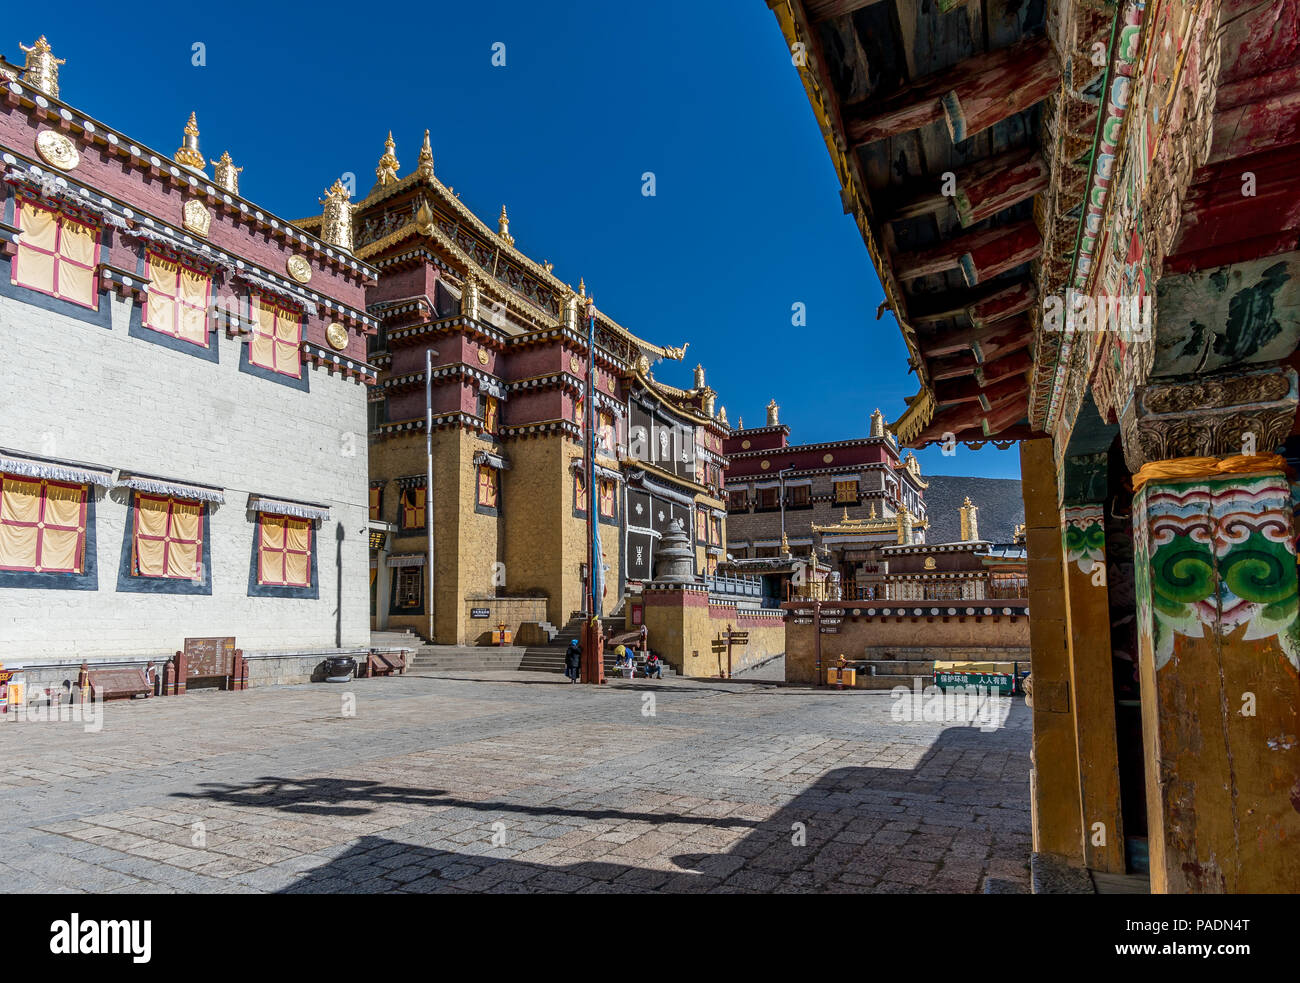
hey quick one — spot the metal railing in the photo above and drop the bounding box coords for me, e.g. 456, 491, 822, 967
706, 574, 763, 599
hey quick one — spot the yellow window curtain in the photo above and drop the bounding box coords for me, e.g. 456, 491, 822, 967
166, 499, 201, 579
258, 514, 286, 583
57, 221, 97, 307
403, 488, 426, 528
251, 298, 277, 369
15, 202, 57, 295
0, 475, 41, 569
274, 309, 301, 375
144, 254, 179, 335
369, 486, 380, 521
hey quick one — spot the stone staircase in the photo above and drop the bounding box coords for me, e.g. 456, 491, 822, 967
518, 611, 676, 677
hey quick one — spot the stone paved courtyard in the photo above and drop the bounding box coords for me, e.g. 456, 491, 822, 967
0, 672, 1032, 893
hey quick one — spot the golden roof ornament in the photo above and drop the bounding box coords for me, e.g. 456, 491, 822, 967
694, 364, 706, 389
415, 198, 434, 233
375, 131, 400, 187
767, 399, 779, 427
416, 129, 434, 178
210, 151, 242, 194
498, 204, 514, 246
174, 112, 205, 173
738, 416, 744, 430
562, 288, 578, 330
870, 407, 885, 438
578, 277, 586, 299
462, 273, 481, 321
718, 405, 728, 426
869, 502, 877, 519
19, 36, 64, 99
960, 497, 980, 542
781, 531, 790, 555
319, 179, 355, 253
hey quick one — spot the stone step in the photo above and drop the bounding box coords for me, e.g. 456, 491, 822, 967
853, 673, 935, 690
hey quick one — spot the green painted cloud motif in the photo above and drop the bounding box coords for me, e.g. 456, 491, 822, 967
1062, 505, 1105, 574
1140, 476, 1300, 670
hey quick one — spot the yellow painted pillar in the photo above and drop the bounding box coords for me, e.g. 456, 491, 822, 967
1122, 364, 1300, 892
1021, 437, 1084, 864
1131, 465, 1300, 892
1060, 450, 1125, 873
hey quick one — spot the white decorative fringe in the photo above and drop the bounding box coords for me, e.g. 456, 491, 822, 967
248, 496, 330, 522
116, 474, 225, 503
237, 271, 319, 315
0, 453, 112, 487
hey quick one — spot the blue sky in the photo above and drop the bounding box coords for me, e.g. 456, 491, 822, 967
11, 0, 1019, 479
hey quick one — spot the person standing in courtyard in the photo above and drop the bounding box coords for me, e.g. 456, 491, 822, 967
565, 639, 581, 683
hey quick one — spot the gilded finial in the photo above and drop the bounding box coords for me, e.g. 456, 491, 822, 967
869, 502, 877, 519
210, 151, 242, 194
766, 399, 779, 427
718, 405, 728, 426
319, 179, 355, 252
174, 112, 205, 173
375, 131, 400, 187
578, 277, 586, 298
841, 507, 850, 522
18, 36, 64, 99
870, 407, 885, 438
498, 204, 514, 246
416, 129, 434, 177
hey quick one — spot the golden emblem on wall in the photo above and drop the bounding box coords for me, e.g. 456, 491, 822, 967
477, 348, 490, 365
569, 354, 582, 374
924, 556, 936, 570
741, 440, 751, 450
286, 255, 313, 284
181, 199, 211, 237
34, 130, 79, 171
326, 322, 349, 351
823, 453, 834, 464
760, 460, 770, 470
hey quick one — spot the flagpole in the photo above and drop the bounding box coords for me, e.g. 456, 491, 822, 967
583, 296, 605, 684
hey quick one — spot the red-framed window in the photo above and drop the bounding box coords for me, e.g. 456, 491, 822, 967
368, 486, 382, 521
250, 296, 302, 377
13, 199, 99, 309
0, 473, 88, 573
257, 514, 312, 587
695, 508, 706, 542
597, 411, 614, 453
598, 478, 615, 518
131, 493, 203, 579
708, 514, 722, 545
143, 251, 210, 347
574, 470, 586, 515
401, 487, 426, 529
478, 466, 498, 509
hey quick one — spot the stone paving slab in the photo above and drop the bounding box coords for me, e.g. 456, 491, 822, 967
0, 671, 1031, 893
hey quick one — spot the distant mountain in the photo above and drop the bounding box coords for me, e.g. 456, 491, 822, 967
922, 475, 1024, 545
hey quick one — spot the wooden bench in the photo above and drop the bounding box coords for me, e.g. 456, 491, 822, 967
366, 650, 407, 677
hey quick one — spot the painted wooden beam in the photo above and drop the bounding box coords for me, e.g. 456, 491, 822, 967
935, 373, 1027, 407
803, 0, 887, 21
886, 148, 1048, 228
911, 392, 1027, 441
892, 218, 1041, 285
909, 279, 1035, 326
844, 35, 1059, 145
917, 313, 1032, 358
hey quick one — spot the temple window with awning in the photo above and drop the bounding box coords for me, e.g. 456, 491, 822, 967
598, 478, 615, 518
256, 514, 312, 588
249, 296, 302, 377
0, 474, 87, 573
400, 487, 426, 530
834, 479, 859, 504
478, 466, 499, 510
130, 493, 203, 580
12, 199, 99, 309
143, 251, 210, 346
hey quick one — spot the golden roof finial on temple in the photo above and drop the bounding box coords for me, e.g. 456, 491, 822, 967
960, 497, 980, 542
174, 112, 205, 173
375, 131, 400, 187
718, 405, 728, 426
319, 178, 355, 253
210, 151, 242, 194
578, 277, 586, 298
767, 398, 779, 427
870, 407, 885, 438
18, 36, 64, 99
694, 364, 706, 389
498, 204, 514, 246
416, 129, 434, 178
